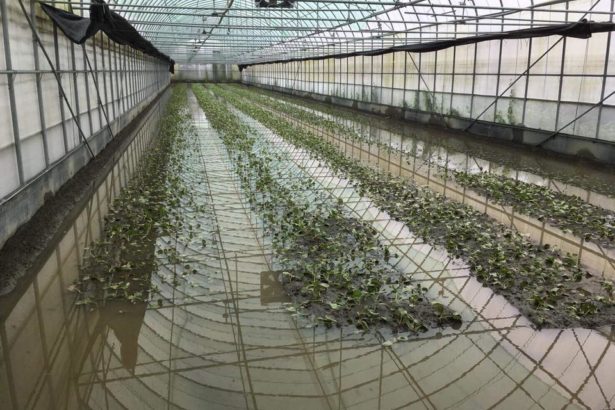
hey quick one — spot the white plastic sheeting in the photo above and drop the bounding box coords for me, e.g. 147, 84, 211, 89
242, 28, 615, 144
0, 0, 170, 201
63, 0, 614, 152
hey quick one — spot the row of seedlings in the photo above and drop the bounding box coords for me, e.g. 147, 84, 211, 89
75, 85, 206, 307
192, 85, 461, 334
214, 84, 615, 328
237, 86, 615, 249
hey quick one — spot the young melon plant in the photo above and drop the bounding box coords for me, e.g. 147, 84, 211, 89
216, 83, 615, 329
251, 85, 615, 198
74, 85, 202, 307
193, 84, 461, 334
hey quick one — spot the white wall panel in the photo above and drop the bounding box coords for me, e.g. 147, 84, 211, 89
0, 0, 170, 203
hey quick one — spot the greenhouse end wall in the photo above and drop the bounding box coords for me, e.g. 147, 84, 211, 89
241, 30, 615, 163
0, 1, 170, 249
173, 63, 240, 82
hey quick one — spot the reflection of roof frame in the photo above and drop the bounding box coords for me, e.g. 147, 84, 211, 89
2, 81, 615, 409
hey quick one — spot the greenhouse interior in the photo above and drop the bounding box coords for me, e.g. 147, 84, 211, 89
1, 0, 615, 409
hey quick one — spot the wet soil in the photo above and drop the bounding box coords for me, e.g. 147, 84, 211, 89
453, 172, 615, 249
277, 214, 462, 334
255, 86, 615, 197
372, 178, 615, 330
0, 87, 169, 301
194, 84, 462, 335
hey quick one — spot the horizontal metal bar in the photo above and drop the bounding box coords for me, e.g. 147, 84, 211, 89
55, 1, 375, 9
63, 7, 581, 25
0, 69, 162, 74
53, 0, 615, 16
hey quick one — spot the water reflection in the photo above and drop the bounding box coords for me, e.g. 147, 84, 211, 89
0, 91, 614, 410
269, 98, 615, 279
275, 94, 615, 209
98, 301, 147, 372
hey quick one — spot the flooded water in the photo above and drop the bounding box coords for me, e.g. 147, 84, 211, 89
1, 90, 614, 410
272, 91, 615, 206
259, 92, 615, 279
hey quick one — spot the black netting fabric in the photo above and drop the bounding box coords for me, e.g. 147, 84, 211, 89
41, 0, 175, 73
239, 19, 615, 71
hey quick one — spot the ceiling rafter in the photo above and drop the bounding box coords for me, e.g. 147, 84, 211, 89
58, 0, 612, 64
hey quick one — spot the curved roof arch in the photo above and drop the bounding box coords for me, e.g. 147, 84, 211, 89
72, 0, 612, 64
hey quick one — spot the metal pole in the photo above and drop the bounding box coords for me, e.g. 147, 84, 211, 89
1, 0, 25, 185
16, 0, 94, 157
30, 0, 50, 167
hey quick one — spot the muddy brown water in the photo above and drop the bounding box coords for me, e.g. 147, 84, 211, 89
264, 88, 615, 201
0, 90, 614, 410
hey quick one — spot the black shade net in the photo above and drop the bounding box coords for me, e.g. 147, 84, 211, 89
239, 19, 615, 71
41, 0, 175, 73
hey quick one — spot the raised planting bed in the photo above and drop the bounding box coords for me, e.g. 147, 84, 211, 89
224, 85, 615, 277
250, 85, 615, 199
215, 84, 615, 329
73, 85, 203, 306
192, 84, 462, 334
451, 171, 615, 248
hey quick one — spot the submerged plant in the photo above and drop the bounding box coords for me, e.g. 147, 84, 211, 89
193, 84, 461, 334
216, 83, 615, 329
74, 85, 200, 307
451, 171, 615, 248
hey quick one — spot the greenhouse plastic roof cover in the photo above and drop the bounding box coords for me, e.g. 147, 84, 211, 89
53, 1, 615, 66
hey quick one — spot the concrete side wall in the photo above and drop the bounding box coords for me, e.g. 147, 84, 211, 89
173, 64, 240, 82
0, 1, 170, 248
242, 14, 615, 163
